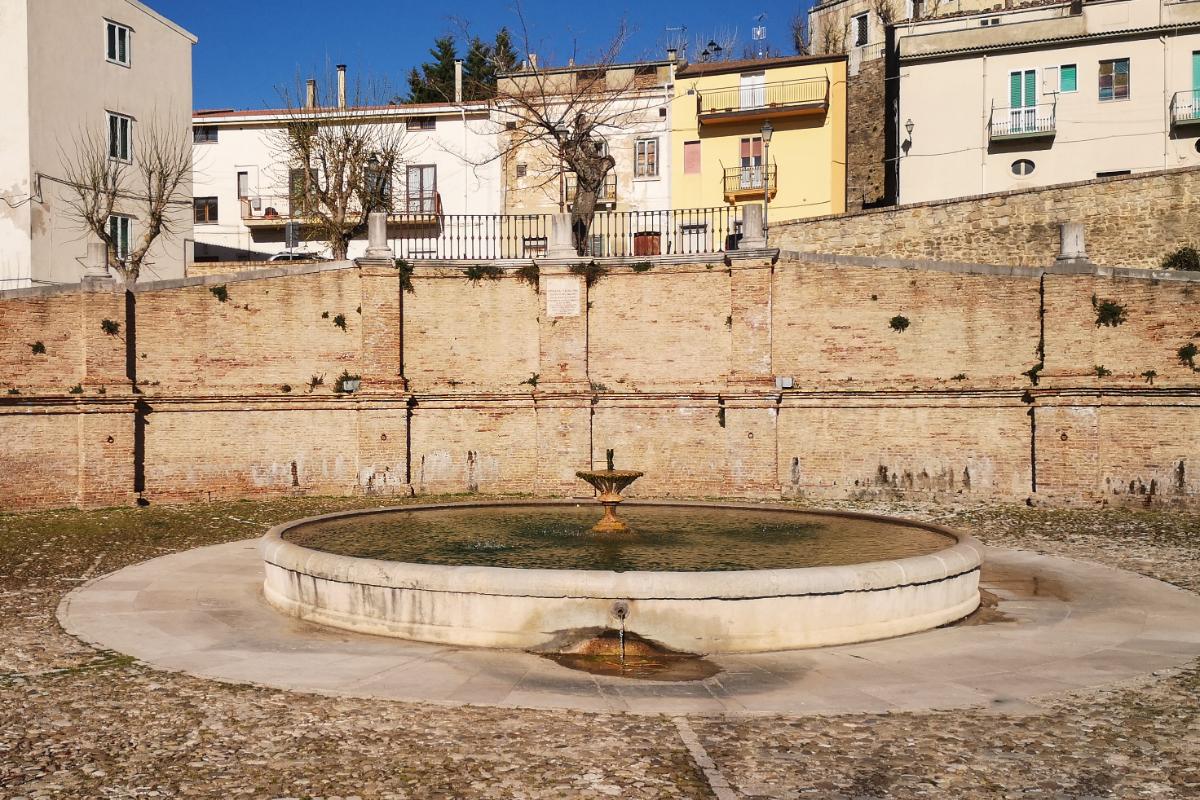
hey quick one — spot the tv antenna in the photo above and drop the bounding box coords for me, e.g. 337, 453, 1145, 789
751, 13, 768, 58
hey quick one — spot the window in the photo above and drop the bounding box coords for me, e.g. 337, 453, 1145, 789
107, 112, 132, 161
635, 138, 659, 177
289, 167, 317, 213
1008, 69, 1037, 132
1099, 58, 1130, 101
852, 12, 869, 47
406, 116, 436, 131
739, 72, 766, 108
193, 126, 218, 144
1011, 159, 1035, 176
979, 17, 1000, 26
106, 21, 131, 66
683, 140, 701, 174
406, 164, 437, 213
1097, 169, 1131, 178
237, 171, 249, 199
1060, 64, 1077, 92
515, 163, 528, 178
194, 197, 219, 224
108, 215, 131, 260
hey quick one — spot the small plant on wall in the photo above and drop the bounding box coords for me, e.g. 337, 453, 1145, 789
569, 261, 608, 288
1094, 365, 1112, 378
889, 315, 910, 333
335, 370, 362, 393
30, 341, 45, 355
1092, 295, 1127, 328
333, 314, 347, 330
521, 373, 540, 389
630, 261, 654, 273
465, 264, 504, 284
1142, 369, 1158, 384
394, 259, 415, 293
1161, 246, 1200, 271
307, 374, 325, 393
100, 319, 120, 336
210, 285, 229, 303
69, 384, 83, 394
1179, 342, 1199, 370
516, 263, 540, 288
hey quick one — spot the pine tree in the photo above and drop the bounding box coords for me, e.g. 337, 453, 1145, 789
407, 35, 458, 103
462, 36, 493, 100
493, 27, 517, 74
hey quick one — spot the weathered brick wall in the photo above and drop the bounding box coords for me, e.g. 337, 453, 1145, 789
774, 167, 1200, 268
1, 255, 1197, 511
845, 59, 887, 211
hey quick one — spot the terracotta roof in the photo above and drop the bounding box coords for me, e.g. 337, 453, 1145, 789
192, 101, 490, 121
675, 53, 845, 78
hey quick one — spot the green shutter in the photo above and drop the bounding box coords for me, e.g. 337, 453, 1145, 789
1010, 71, 1021, 107
1061, 64, 1077, 93
1192, 51, 1199, 90
1024, 70, 1036, 107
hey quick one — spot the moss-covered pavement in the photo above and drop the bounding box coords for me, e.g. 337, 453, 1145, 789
2, 496, 1199, 799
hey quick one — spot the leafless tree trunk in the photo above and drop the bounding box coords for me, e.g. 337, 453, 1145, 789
60, 119, 191, 285
871, 0, 901, 27
485, 14, 654, 253
271, 68, 410, 261
790, 13, 811, 55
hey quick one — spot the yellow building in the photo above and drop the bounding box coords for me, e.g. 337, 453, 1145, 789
671, 54, 847, 222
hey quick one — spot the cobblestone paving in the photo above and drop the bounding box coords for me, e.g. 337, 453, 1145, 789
1, 495, 1198, 799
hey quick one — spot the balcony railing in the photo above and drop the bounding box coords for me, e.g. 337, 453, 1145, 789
1170, 89, 1200, 126
723, 165, 778, 200
698, 78, 829, 122
563, 174, 618, 208
390, 208, 742, 260
988, 102, 1056, 141
239, 193, 441, 226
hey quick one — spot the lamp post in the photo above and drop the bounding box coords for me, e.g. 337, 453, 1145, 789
760, 120, 774, 238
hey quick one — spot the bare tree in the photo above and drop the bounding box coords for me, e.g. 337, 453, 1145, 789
60, 119, 190, 285
790, 13, 811, 55
817, 11, 850, 55
871, 0, 902, 27
271, 68, 410, 260
488, 18, 657, 252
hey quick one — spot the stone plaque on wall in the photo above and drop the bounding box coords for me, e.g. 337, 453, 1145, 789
545, 276, 582, 318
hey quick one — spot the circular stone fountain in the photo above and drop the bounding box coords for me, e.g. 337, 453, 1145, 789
260, 464, 982, 655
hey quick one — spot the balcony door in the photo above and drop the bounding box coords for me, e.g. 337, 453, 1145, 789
739, 72, 766, 110
739, 136, 763, 189
1009, 69, 1037, 133
406, 165, 436, 213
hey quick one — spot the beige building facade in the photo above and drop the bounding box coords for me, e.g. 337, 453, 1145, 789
897, 0, 1200, 203
0, 0, 195, 289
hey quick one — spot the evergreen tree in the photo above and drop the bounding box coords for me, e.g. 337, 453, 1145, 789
492, 27, 517, 74
407, 35, 458, 103
462, 36, 493, 100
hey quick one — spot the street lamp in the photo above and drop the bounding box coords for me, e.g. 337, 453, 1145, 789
761, 120, 774, 237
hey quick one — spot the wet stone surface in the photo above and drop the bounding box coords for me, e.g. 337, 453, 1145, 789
2, 495, 1199, 798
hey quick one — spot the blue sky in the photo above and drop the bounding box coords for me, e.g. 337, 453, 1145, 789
146, 0, 812, 110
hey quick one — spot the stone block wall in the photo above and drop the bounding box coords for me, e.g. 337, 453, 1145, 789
1, 253, 1197, 511
774, 167, 1200, 268
845, 58, 887, 211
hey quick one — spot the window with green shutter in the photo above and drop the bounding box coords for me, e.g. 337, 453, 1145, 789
1060, 64, 1077, 93
1009, 69, 1036, 107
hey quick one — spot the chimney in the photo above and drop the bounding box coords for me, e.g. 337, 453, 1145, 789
454, 59, 463, 102
528, 53, 538, 70
666, 47, 678, 63
336, 64, 347, 109
305, 79, 317, 109
1069, 0, 1083, 13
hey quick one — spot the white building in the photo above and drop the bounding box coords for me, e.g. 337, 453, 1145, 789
896, 0, 1200, 203
191, 97, 504, 262
0, 0, 195, 289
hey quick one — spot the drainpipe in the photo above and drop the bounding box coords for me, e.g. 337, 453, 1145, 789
980, 54, 988, 195
337, 64, 347, 110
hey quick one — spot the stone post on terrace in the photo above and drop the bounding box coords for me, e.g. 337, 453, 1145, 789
1055, 222, 1091, 270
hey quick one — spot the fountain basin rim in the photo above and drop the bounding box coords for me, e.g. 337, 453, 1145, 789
260, 500, 983, 601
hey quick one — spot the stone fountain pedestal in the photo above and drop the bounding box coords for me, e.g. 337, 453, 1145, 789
574, 469, 645, 534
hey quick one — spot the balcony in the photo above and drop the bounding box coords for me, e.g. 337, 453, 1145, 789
1171, 90, 1200, 127
564, 174, 618, 210
239, 193, 442, 228
723, 165, 778, 202
988, 103, 1056, 142
697, 78, 829, 126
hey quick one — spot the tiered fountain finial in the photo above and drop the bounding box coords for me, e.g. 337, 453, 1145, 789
576, 450, 644, 534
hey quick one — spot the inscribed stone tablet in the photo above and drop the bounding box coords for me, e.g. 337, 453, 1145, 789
545, 276, 581, 317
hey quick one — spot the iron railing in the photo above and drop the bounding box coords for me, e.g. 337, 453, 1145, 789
988, 102, 1056, 140
393, 214, 551, 260
239, 193, 441, 222
699, 77, 829, 116
1170, 89, 1200, 125
583, 208, 742, 257
723, 165, 777, 196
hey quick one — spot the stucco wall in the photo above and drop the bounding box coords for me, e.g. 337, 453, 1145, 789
1, 250, 1197, 511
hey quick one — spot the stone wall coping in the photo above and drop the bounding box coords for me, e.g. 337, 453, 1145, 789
780, 250, 1200, 283
773, 164, 1200, 229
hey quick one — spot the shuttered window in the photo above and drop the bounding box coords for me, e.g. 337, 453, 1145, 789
1009, 70, 1036, 108
107, 112, 132, 161
1060, 64, 1077, 92
106, 21, 131, 66
108, 215, 131, 260
683, 141, 701, 175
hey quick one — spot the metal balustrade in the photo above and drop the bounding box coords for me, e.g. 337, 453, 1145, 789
988, 102, 1056, 141
698, 78, 829, 118
1171, 90, 1200, 126
393, 214, 552, 260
